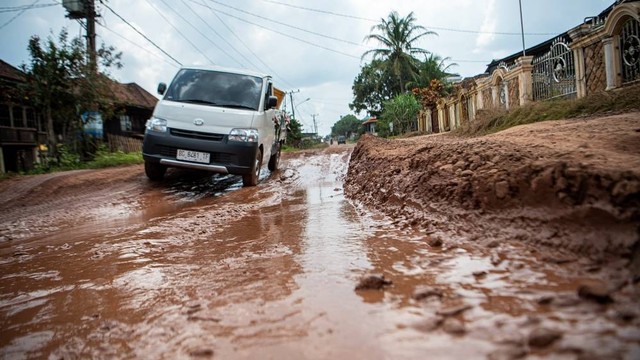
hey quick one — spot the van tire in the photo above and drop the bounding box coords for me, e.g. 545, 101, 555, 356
242, 148, 262, 187
267, 143, 281, 171
145, 161, 166, 181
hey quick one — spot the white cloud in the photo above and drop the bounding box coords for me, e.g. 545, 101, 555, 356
0, 0, 615, 135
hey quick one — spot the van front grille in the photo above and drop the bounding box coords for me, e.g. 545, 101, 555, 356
170, 128, 225, 141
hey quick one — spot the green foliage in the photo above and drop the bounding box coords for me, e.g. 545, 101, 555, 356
350, 60, 398, 116
331, 114, 362, 138
407, 54, 458, 90
362, 11, 437, 93
19, 28, 122, 159
379, 93, 420, 137
87, 145, 143, 168
286, 117, 303, 147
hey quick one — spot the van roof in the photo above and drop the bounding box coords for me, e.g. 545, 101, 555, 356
180, 64, 271, 79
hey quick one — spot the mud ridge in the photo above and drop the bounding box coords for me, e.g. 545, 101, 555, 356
345, 113, 640, 257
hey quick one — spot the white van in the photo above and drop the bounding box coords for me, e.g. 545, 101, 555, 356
142, 65, 286, 186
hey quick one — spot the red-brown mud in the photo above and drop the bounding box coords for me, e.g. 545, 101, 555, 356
346, 113, 640, 257
0, 122, 639, 359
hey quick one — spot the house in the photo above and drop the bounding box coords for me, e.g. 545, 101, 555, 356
103, 80, 158, 152
0, 57, 158, 173
361, 116, 377, 135
0, 59, 46, 173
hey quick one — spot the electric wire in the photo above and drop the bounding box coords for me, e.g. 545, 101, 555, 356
96, 22, 180, 68
206, 0, 364, 47
0, 0, 40, 30
207, 6, 361, 60
186, 0, 297, 90
99, 0, 182, 66
0, 3, 57, 13
261, 0, 558, 36
144, 0, 217, 65
177, 0, 250, 68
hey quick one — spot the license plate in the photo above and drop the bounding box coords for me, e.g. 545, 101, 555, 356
176, 149, 210, 163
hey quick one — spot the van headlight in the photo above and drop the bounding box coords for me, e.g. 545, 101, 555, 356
145, 117, 167, 132
229, 128, 259, 142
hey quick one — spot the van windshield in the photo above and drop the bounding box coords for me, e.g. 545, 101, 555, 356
164, 69, 264, 111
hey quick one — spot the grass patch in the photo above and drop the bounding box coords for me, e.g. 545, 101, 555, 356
86, 149, 143, 169
456, 83, 640, 137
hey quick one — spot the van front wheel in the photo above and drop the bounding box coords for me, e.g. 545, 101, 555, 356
145, 161, 166, 181
242, 148, 262, 187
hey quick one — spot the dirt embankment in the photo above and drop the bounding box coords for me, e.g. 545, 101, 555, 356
345, 113, 640, 259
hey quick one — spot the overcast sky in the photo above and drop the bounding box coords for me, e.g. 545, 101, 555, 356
1, 0, 613, 135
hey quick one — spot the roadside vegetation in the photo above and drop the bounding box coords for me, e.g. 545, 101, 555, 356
341, 11, 455, 139
456, 84, 640, 137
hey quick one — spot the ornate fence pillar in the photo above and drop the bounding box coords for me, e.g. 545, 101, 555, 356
437, 103, 445, 132
603, 36, 617, 90
574, 46, 587, 98
517, 55, 534, 105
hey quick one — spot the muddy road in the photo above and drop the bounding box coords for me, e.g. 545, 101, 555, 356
1, 143, 639, 359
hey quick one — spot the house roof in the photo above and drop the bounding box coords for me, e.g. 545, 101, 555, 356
362, 116, 377, 125
0, 59, 25, 83
108, 80, 158, 109
483, 0, 631, 74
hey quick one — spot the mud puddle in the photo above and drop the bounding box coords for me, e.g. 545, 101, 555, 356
1, 147, 639, 359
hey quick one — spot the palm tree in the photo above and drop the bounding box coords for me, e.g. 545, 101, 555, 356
362, 11, 437, 93
407, 54, 459, 90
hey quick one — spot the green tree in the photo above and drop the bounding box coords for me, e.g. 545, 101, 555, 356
362, 11, 436, 93
408, 54, 458, 90
379, 93, 420, 137
20, 28, 122, 160
331, 114, 361, 139
350, 59, 398, 117
286, 116, 303, 147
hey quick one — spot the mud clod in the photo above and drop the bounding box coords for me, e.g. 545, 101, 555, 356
412, 285, 443, 300
355, 273, 392, 290
442, 317, 466, 335
527, 327, 563, 348
436, 304, 472, 317
577, 282, 614, 304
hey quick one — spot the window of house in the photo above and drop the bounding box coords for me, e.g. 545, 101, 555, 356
120, 115, 132, 132
0, 104, 10, 127
12, 106, 24, 127
26, 108, 37, 129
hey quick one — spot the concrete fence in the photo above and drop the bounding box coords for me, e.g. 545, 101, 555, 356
419, 1, 640, 133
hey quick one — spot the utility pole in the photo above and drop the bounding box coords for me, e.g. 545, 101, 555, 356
87, 0, 97, 73
288, 89, 300, 119
311, 113, 319, 135
519, 0, 526, 56
62, 0, 98, 73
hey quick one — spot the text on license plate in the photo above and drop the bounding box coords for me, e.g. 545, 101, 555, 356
176, 149, 210, 163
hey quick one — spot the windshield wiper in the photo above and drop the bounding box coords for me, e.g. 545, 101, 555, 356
217, 104, 256, 110
179, 99, 218, 105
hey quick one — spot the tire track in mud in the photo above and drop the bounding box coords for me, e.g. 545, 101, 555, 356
1, 145, 639, 359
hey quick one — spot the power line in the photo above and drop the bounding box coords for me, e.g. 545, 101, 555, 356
0, 2, 57, 13
0, 0, 40, 30
207, 0, 364, 47
208, 6, 361, 60
177, 0, 248, 68
96, 22, 180, 68
261, 0, 558, 36
186, 0, 297, 90
144, 0, 216, 65
99, 0, 182, 66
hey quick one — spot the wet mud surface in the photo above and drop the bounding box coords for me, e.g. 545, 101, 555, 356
1, 117, 640, 358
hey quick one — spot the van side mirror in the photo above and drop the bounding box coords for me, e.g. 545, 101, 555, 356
157, 82, 167, 95
267, 96, 278, 109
